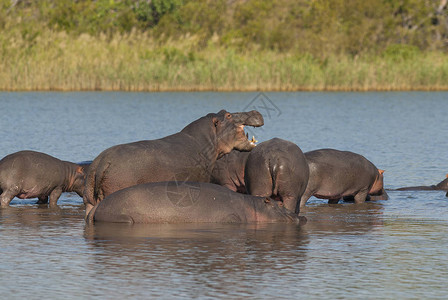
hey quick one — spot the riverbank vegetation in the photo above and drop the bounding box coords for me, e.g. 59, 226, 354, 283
1, 0, 448, 91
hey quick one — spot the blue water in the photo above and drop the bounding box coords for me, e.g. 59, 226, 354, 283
1, 92, 447, 299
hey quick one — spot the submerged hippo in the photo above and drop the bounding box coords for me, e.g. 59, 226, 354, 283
86, 182, 303, 224
396, 174, 448, 191
0, 150, 87, 206
212, 138, 310, 214
300, 149, 385, 207
84, 110, 264, 217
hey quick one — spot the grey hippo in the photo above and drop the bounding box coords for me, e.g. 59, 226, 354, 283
0, 150, 87, 206
396, 174, 448, 191
83, 110, 263, 217
245, 138, 309, 214
212, 138, 310, 214
86, 182, 305, 224
300, 148, 385, 207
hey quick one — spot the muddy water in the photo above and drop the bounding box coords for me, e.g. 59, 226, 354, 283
1, 92, 447, 298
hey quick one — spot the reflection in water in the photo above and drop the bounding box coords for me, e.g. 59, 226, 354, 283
0, 204, 84, 227
83, 223, 310, 298
301, 202, 385, 234
1, 188, 448, 298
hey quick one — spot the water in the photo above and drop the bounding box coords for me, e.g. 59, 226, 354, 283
0, 92, 447, 299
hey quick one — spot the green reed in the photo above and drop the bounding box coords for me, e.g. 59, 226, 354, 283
1, 30, 448, 91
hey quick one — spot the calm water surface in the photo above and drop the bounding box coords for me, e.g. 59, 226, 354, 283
0, 92, 447, 299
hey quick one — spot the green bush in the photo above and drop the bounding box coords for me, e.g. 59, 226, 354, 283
383, 44, 421, 62
1, 0, 447, 55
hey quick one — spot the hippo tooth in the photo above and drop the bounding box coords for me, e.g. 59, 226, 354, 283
250, 136, 258, 144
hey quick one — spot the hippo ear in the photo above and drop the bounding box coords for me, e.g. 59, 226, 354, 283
446, 174, 448, 178
379, 169, 385, 175
76, 166, 84, 174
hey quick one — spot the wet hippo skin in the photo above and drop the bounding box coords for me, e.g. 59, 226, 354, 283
87, 182, 305, 224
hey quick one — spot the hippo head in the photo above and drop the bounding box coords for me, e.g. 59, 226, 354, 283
251, 197, 302, 223
369, 169, 385, 195
212, 110, 264, 157
182, 109, 264, 159
71, 166, 88, 197
436, 174, 448, 190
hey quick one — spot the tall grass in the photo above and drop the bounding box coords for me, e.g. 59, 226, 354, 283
1, 30, 448, 91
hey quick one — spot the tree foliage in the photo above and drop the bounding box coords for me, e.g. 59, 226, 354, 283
1, 0, 448, 56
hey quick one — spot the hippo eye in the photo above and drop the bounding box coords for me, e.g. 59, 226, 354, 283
225, 113, 231, 119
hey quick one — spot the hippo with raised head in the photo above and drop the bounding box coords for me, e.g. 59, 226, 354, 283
83, 110, 264, 217
300, 149, 385, 207
396, 174, 448, 191
86, 182, 304, 224
0, 150, 87, 206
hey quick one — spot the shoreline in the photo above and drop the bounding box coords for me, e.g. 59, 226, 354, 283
2, 86, 448, 92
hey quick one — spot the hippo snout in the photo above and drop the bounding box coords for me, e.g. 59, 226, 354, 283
232, 111, 264, 127
297, 216, 307, 225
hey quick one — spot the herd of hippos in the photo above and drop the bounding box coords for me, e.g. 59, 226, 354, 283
0, 110, 447, 224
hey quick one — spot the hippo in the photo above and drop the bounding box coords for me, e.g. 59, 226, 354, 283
0, 150, 87, 206
211, 138, 310, 213
83, 110, 264, 217
245, 138, 309, 214
300, 149, 385, 207
77, 161, 92, 172
396, 174, 448, 191
86, 182, 304, 224
211, 150, 250, 193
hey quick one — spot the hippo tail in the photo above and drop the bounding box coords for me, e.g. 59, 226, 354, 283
85, 202, 99, 224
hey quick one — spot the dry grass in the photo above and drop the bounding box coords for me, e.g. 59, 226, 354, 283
1, 30, 448, 91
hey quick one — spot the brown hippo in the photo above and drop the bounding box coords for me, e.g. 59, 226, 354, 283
86, 182, 304, 224
83, 110, 263, 217
0, 150, 87, 206
211, 138, 310, 214
396, 174, 448, 191
300, 149, 385, 207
